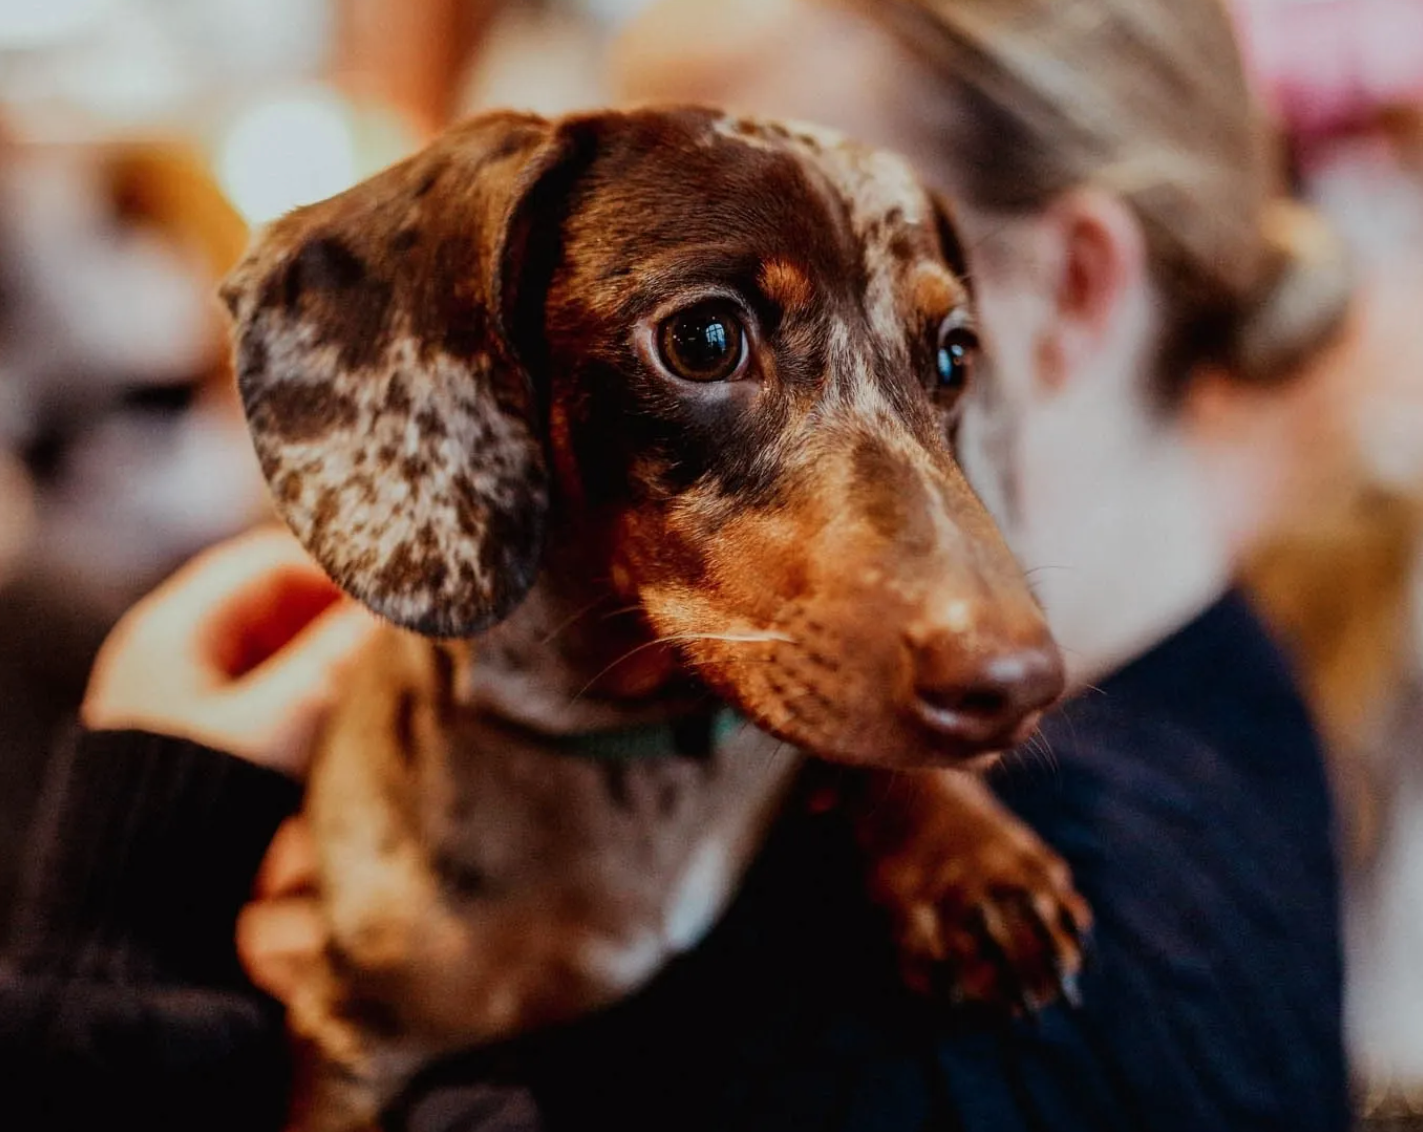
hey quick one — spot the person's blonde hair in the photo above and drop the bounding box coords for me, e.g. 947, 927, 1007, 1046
842, 0, 1353, 399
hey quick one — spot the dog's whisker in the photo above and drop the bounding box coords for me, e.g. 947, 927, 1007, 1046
1035, 732, 1063, 783
673, 631, 797, 645
1055, 709, 1086, 765
1022, 564, 1075, 580
1021, 731, 1059, 776
860, 767, 907, 823
537, 593, 619, 646
573, 630, 797, 701
599, 604, 646, 622
766, 740, 793, 774
572, 639, 674, 701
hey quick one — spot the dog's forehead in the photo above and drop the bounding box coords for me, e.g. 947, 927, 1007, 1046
709, 114, 932, 241
697, 114, 962, 356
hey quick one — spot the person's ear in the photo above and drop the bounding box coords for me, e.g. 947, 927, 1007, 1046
1034, 188, 1148, 392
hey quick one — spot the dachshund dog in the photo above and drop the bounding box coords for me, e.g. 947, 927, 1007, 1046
223, 107, 1089, 1129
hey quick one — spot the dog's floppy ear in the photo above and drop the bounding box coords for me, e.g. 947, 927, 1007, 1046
222, 112, 580, 637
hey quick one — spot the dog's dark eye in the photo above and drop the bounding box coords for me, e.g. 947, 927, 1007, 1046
656, 302, 747, 382
935, 316, 978, 397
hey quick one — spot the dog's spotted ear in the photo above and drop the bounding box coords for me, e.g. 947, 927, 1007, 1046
222, 112, 583, 637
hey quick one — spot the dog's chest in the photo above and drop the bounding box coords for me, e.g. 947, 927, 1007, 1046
310, 649, 802, 1041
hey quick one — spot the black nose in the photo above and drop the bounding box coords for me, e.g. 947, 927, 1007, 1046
908, 632, 1065, 751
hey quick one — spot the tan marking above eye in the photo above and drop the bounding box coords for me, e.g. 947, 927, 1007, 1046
910, 264, 969, 323
758, 260, 814, 314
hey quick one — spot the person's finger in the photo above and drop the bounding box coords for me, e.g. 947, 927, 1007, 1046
220, 602, 382, 776
238, 599, 382, 705
0, 450, 34, 585
83, 527, 336, 718
154, 525, 324, 618
205, 564, 346, 679
254, 817, 319, 900
236, 896, 327, 1003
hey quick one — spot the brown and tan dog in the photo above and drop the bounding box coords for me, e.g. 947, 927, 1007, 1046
223, 106, 1089, 1129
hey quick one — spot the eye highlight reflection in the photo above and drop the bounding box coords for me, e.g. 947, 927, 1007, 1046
655, 301, 749, 383
934, 312, 978, 403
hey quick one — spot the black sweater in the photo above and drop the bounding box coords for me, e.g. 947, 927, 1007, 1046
0, 592, 1348, 1132
1, 729, 299, 1130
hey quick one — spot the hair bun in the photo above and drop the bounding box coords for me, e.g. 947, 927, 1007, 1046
1227, 199, 1354, 385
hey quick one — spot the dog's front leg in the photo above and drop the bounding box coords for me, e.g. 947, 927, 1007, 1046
280, 940, 436, 1132
849, 769, 1093, 1016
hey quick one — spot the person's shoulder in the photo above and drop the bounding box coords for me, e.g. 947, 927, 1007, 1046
1007, 592, 1328, 806
994, 686, 1226, 818
989, 595, 1341, 957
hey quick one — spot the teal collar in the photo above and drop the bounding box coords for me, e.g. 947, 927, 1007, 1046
551, 706, 745, 762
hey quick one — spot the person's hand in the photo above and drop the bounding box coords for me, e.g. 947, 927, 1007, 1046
238, 815, 326, 1004
82, 525, 382, 777
0, 450, 35, 586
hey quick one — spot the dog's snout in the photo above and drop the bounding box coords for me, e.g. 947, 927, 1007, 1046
907, 625, 1065, 753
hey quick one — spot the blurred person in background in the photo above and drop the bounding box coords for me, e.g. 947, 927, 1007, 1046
588, 0, 1358, 1129
0, 135, 270, 928
1185, 2, 1423, 1120
1242, 92, 1423, 1130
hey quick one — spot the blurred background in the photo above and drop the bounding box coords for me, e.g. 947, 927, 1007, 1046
0, 0, 1420, 1126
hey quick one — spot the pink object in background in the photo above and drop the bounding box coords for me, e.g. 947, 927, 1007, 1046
1230, 0, 1423, 136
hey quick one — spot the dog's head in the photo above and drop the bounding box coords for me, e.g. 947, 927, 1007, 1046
223, 107, 1062, 766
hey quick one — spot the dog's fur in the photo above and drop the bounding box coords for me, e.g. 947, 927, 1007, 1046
224, 107, 1088, 1129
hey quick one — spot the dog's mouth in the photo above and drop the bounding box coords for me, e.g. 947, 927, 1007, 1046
907, 707, 1045, 767
734, 695, 1029, 769
910, 693, 1049, 752
675, 633, 1053, 770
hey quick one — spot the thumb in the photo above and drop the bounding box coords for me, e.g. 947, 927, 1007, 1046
242, 600, 383, 704
224, 602, 383, 776
237, 895, 327, 1004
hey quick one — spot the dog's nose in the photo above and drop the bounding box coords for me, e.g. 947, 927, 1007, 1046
907, 627, 1065, 751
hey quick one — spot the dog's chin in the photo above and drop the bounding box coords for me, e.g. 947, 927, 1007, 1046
832, 740, 1010, 773
730, 699, 1014, 772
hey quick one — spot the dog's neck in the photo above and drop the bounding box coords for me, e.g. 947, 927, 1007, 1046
450, 559, 706, 737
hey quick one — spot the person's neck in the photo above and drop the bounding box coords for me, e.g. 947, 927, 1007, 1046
1011, 393, 1232, 690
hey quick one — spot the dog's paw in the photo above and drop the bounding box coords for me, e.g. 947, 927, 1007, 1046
859, 774, 1092, 1018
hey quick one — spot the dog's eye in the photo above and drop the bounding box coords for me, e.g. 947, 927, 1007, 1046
656, 302, 748, 383
934, 315, 978, 398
